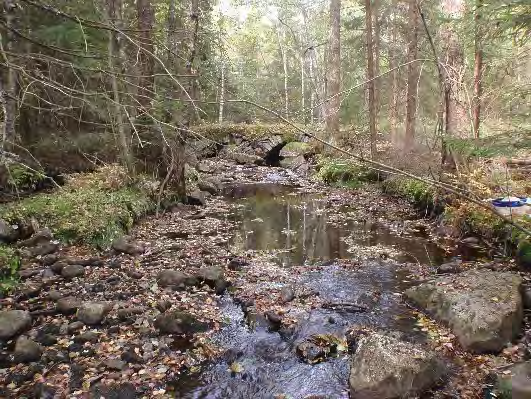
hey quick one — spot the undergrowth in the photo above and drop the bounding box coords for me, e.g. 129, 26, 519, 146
0, 165, 158, 248
315, 158, 379, 189
0, 245, 20, 295
382, 176, 436, 210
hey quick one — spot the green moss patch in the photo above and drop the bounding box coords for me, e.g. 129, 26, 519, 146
0, 165, 157, 248
0, 245, 20, 294
192, 123, 304, 143
382, 176, 436, 210
316, 158, 379, 189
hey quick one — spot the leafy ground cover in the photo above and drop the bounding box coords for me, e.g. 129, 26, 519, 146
0, 165, 158, 248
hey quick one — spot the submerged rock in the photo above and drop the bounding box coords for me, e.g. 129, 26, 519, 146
349, 333, 446, 399
405, 270, 522, 353
154, 311, 209, 335
0, 310, 32, 340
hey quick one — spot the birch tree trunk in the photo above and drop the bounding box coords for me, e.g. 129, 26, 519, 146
325, 0, 341, 141
405, 0, 419, 149
276, 27, 289, 119
300, 53, 306, 124
218, 60, 225, 123
365, 0, 377, 158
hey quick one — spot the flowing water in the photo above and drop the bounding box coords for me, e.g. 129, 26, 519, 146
170, 185, 452, 398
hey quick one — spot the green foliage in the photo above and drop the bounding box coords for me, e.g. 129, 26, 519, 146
446, 129, 531, 159
5, 165, 45, 191
316, 158, 379, 189
0, 166, 156, 248
382, 177, 435, 208
0, 245, 20, 295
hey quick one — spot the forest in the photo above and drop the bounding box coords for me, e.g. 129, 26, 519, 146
0, 0, 530, 398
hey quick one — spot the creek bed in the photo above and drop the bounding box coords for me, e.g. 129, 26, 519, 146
169, 185, 455, 398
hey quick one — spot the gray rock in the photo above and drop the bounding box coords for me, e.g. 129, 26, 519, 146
157, 270, 188, 288
197, 180, 219, 195
280, 286, 295, 303
57, 297, 82, 314
20, 282, 43, 298
74, 331, 99, 344
29, 243, 58, 257
104, 358, 127, 371
436, 261, 462, 274
77, 302, 110, 325
111, 236, 144, 255
405, 270, 522, 353
18, 228, 53, 248
524, 287, 531, 309
48, 290, 63, 301
279, 155, 309, 175
0, 310, 32, 340
228, 152, 263, 165
0, 219, 17, 243
40, 254, 59, 266
14, 337, 42, 363
61, 264, 85, 279
187, 190, 206, 206
349, 333, 446, 399
197, 266, 227, 294
67, 321, 85, 333
154, 311, 209, 335
227, 257, 248, 271
50, 261, 67, 274
197, 161, 216, 174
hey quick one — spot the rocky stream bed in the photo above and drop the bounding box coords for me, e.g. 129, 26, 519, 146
0, 158, 530, 398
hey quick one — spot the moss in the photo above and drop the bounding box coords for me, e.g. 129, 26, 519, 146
4, 164, 46, 191
0, 245, 20, 294
0, 165, 157, 248
316, 158, 379, 189
382, 176, 436, 209
192, 123, 303, 143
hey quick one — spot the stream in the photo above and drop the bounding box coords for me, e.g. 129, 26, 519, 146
169, 184, 454, 399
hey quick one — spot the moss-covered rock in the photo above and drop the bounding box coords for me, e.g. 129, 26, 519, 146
316, 158, 379, 189
0, 165, 158, 248
192, 123, 304, 143
382, 176, 437, 211
517, 240, 531, 270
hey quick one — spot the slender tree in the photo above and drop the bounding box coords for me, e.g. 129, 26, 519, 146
325, 0, 341, 141
365, 0, 377, 158
1, 0, 18, 147
136, 0, 155, 115
389, 0, 399, 144
405, 0, 419, 149
472, 0, 483, 138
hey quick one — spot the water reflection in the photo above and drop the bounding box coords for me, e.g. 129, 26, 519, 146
227, 189, 447, 266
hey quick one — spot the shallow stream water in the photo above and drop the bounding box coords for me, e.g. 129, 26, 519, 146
171, 185, 453, 398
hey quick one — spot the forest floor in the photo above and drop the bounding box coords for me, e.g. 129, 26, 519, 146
0, 154, 528, 398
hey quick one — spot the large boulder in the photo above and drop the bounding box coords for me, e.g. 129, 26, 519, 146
405, 270, 523, 353
154, 311, 209, 335
349, 333, 446, 399
0, 310, 32, 340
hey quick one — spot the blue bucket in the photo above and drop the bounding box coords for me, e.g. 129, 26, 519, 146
491, 197, 526, 208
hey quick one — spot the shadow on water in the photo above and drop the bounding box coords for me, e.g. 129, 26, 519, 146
169, 184, 453, 398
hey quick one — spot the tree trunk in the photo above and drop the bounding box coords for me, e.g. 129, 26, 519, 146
301, 53, 306, 124
389, 0, 399, 144
105, 0, 133, 172
405, 0, 419, 150
218, 60, 225, 123
373, 0, 381, 117
365, 0, 377, 158
187, 0, 200, 124
325, 0, 341, 141
1, 0, 18, 147
276, 28, 289, 119
136, 0, 155, 115
472, 0, 483, 138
